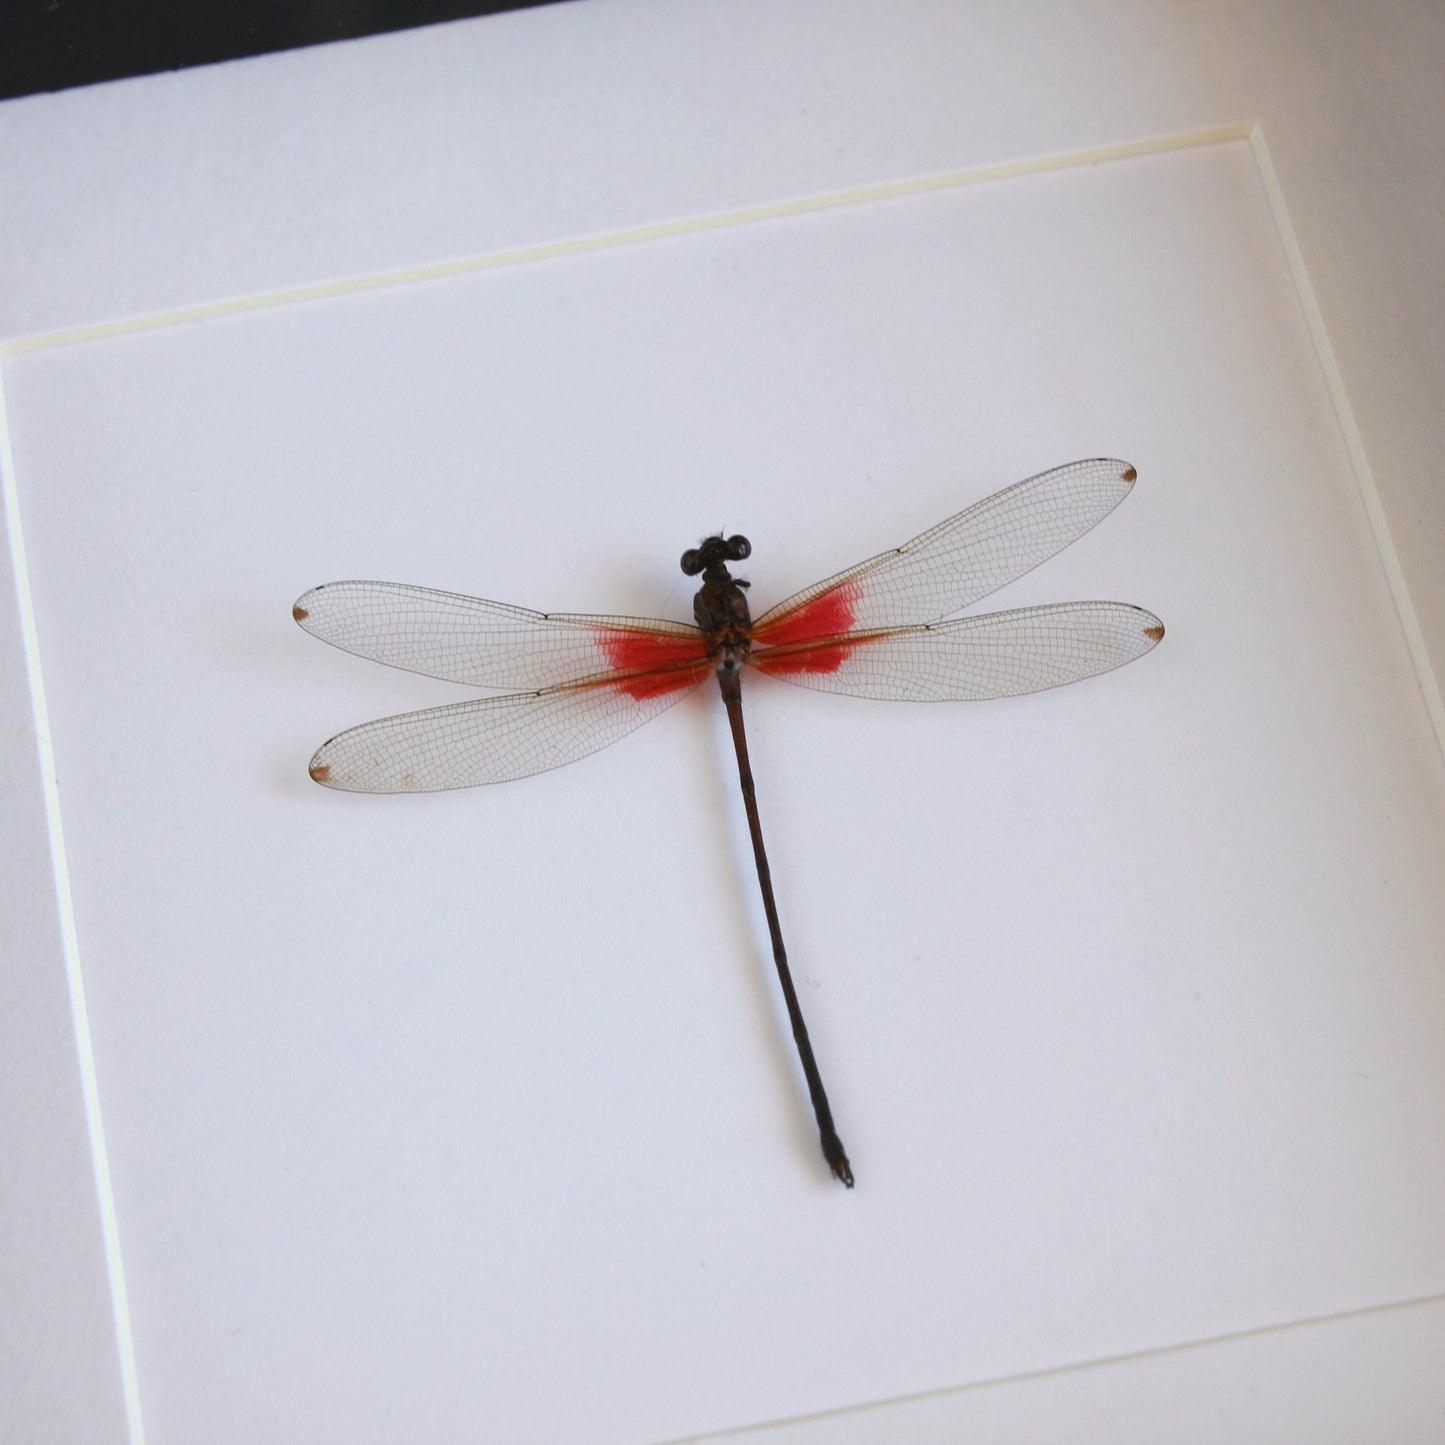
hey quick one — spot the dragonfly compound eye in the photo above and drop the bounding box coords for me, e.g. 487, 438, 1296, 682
726, 535, 752, 561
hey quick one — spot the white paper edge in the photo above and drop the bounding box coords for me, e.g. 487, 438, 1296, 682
1246, 126, 1445, 754
672, 1293, 1445, 1443
0, 371, 144, 1443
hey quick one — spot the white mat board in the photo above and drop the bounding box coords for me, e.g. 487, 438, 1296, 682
6, 136, 1444, 1444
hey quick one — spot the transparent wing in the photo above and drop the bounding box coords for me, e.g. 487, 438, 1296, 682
294, 580, 706, 690
749, 601, 1164, 700
307, 669, 710, 792
752, 459, 1139, 646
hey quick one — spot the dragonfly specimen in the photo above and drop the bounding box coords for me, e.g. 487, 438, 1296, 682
294, 458, 1164, 1187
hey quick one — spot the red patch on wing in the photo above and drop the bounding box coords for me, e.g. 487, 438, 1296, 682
749, 581, 862, 675
752, 581, 861, 647
751, 639, 856, 676
599, 627, 711, 701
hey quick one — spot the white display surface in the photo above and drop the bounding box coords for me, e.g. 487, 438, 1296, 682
6, 5, 1445, 1443
6, 129, 1445, 1444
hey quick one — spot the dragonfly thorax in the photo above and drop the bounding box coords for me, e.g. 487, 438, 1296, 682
687, 534, 754, 643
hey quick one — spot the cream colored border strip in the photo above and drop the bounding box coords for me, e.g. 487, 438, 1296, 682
1248, 124, 1445, 755
0, 125, 1248, 358
0, 376, 146, 1444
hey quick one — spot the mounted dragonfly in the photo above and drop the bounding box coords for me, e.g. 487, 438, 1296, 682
294, 458, 1164, 1188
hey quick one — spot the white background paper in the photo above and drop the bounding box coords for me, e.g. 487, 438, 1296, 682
7, 135, 1445, 1445
5, 4, 1445, 1442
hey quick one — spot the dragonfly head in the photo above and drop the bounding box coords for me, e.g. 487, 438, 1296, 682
681, 534, 751, 577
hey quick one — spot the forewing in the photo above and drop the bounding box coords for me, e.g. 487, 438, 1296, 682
752, 459, 1139, 645
294, 580, 706, 689
307, 669, 709, 792
749, 601, 1164, 700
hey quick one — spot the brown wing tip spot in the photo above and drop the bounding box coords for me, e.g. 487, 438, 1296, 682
1144, 624, 1165, 642
292, 604, 310, 622
1121, 466, 1138, 483
309, 760, 331, 783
